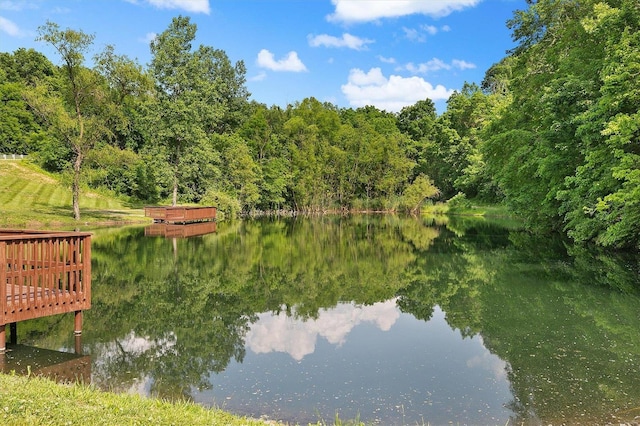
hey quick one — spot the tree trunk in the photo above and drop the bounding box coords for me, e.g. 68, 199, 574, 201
73, 153, 82, 220
172, 175, 178, 206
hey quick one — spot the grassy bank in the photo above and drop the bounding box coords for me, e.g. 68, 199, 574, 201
0, 160, 148, 229
0, 373, 282, 426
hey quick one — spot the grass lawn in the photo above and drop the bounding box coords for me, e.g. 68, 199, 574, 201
0, 160, 149, 229
0, 373, 282, 426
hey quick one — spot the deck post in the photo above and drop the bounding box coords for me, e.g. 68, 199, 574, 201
75, 335, 82, 355
0, 325, 5, 354
74, 310, 83, 335
9, 322, 16, 345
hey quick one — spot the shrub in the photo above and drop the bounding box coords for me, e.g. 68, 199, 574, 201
447, 192, 472, 210
201, 189, 241, 220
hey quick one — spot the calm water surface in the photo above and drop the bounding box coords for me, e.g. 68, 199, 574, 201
13, 216, 640, 425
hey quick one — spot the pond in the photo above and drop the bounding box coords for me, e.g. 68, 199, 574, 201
12, 215, 640, 425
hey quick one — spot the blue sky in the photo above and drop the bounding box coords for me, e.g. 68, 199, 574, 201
0, 0, 526, 113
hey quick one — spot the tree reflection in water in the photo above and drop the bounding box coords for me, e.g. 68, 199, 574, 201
17, 216, 640, 425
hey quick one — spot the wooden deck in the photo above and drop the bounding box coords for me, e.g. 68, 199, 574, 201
1, 230, 91, 354
145, 222, 217, 238
144, 206, 216, 224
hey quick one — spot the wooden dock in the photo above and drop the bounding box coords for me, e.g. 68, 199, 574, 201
144, 206, 216, 224
1, 229, 91, 354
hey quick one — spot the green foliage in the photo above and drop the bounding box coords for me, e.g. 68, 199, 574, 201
201, 188, 241, 220
0, 48, 56, 85
400, 174, 440, 213
0, 82, 42, 154
27, 21, 110, 220
7, 7, 639, 247
216, 133, 261, 211
0, 49, 56, 154
482, 0, 640, 248
147, 15, 245, 205
94, 45, 153, 151
557, 0, 640, 249
446, 192, 472, 210
84, 143, 159, 202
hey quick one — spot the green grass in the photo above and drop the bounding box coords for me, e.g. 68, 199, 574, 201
0, 160, 149, 229
0, 373, 373, 426
0, 373, 279, 426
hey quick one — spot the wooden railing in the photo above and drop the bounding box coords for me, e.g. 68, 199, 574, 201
1, 230, 92, 353
144, 206, 216, 224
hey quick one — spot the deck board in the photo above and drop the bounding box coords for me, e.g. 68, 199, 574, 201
5, 284, 84, 305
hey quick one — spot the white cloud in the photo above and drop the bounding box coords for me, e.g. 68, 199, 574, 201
441, 25, 452, 32
257, 49, 307, 72
245, 300, 400, 361
341, 67, 454, 112
139, 32, 157, 44
249, 71, 267, 82
377, 55, 396, 64
328, 0, 481, 23
452, 59, 476, 70
0, 15, 19, 36
348, 67, 387, 86
402, 26, 424, 42
138, 0, 210, 14
467, 339, 508, 382
308, 33, 373, 51
51, 7, 71, 14
404, 58, 451, 73
423, 25, 438, 35
403, 24, 449, 42
400, 58, 477, 73
0, 1, 36, 11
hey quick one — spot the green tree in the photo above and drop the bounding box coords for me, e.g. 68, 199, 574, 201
0, 82, 42, 154
0, 48, 56, 86
284, 98, 340, 210
216, 133, 262, 212
483, 0, 603, 233
443, 83, 499, 200
558, 1, 640, 248
0, 49, 57, 156
401, 174, 440, 214
94, 45, 153, 152
343, 105, 414, 209
25, 22, 109, 220
148, 15, 247, 206
396, 99, 439, 181
239, 103, 290, 210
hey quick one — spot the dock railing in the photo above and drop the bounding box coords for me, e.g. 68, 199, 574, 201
144, 206, 217, 224
1, 230, 92, 353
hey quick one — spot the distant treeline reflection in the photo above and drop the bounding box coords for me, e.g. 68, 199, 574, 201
19, 216, 640, 423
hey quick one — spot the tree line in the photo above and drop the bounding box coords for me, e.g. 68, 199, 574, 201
1, 0, 638, 250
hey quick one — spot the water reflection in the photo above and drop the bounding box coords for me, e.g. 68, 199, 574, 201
144, 222, 217, 238
246, 300, 400, 361
1, 344, 90, 384
11, 216, 640, 425
198, 303, 512, 425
